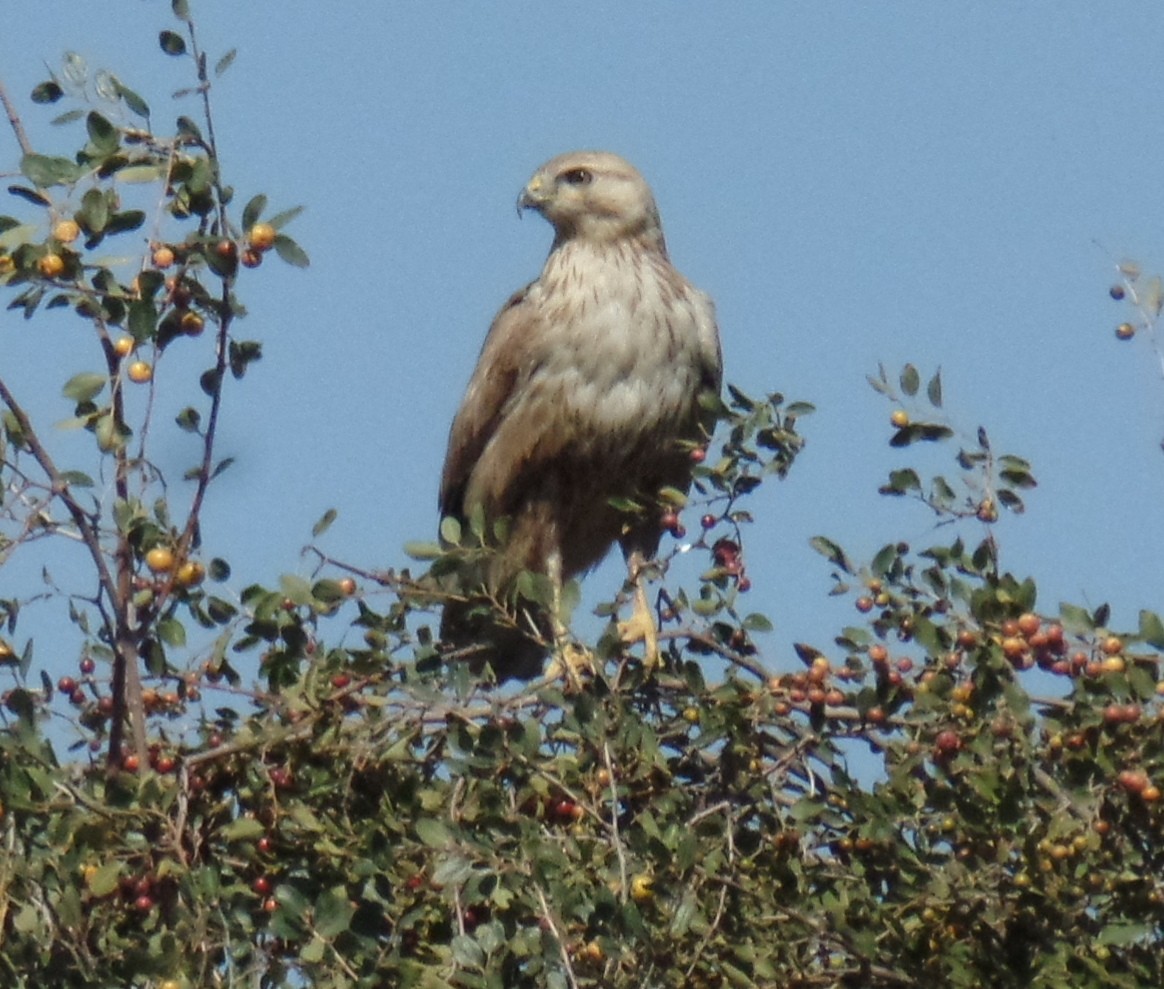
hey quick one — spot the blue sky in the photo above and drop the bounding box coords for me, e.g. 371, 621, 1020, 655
3, 2, 1164, 695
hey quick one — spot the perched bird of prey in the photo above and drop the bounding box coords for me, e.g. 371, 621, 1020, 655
438, 150, 722, 680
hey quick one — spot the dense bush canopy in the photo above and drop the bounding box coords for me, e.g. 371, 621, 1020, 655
0, 4, 1161, 987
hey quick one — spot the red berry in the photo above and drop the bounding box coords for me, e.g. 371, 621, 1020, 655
57, 676, 77, 694
80, 657, 96, 675
689, 447, 706, 464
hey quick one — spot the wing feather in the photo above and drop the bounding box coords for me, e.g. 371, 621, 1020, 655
438, 285, 536, 521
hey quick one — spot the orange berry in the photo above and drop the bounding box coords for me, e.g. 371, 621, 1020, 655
53, 219, 80, 243
152, 245, 176, 269
890, 409, 910, 428
175, 561, 205, 587
145, 546, 175, 573
1101, 654, 1126, 675
248, 223, 277, 252
1017, 613, 1041, 637
112, 336, 135, 358
127, 360, 153, 383
180, 310, 205, 336
38, 253, 65, 278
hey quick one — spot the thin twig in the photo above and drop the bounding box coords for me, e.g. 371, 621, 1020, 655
0, 77, 32, 156
534, 885, 581, 989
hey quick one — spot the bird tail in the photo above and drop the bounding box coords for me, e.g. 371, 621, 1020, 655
439, 595, 551, 682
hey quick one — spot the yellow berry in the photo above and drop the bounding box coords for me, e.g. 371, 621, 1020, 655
630, 873, 654, 903
53, 219, 81, 243
179, 311, 205, 336
127, 360, 153, 383
890, 409, 910, 428
175, 561, 205, 587
38, 253, 65, 278
249, 222, 277, 252
145, 546, 176, 573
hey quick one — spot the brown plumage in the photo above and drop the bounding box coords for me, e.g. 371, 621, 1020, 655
438, 151, 722, 679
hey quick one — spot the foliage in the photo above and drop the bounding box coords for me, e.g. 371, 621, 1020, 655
0, 5, 1162, 988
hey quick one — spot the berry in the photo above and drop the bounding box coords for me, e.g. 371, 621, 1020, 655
248, 223, 277, 252
127, 360, 153, 384
53, 219, 80, 243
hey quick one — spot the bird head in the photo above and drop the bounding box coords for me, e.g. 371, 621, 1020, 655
517, 151, 667, 253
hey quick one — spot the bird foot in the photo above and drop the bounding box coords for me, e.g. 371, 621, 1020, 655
545, 641, 596, 688
617, 603, 661, 670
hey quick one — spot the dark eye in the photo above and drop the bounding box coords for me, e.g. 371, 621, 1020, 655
560, 168, 593, 186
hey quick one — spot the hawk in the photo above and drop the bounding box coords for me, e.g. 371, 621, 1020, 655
438, 151, 722, 680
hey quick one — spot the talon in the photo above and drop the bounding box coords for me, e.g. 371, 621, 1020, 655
546, 641, 595, 687
618, 573, 660, 669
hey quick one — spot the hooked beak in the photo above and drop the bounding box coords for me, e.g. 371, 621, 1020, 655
516, 173, 550, 217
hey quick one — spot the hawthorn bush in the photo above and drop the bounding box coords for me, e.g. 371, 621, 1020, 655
1, 5, 1162, 988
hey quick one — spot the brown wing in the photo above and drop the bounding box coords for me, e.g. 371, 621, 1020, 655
439, 285, 551, 522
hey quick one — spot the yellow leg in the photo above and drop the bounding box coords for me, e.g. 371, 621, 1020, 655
542, 550, 594, 685
616, 551, 661, 669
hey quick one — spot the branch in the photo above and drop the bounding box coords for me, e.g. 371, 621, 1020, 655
0, 77, 32, 156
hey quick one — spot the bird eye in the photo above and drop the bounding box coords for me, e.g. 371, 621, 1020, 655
560, 168, 593, 186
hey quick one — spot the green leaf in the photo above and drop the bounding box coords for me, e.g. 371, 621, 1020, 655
415, 818, 453, 847
1138, 609, 1164, 649
62, 372, 107, 404
20, 153, 82, 187
88, 861, 124, 897
242, 193, 268, 231
312, 508, 338, 538
7, 185, 51, 207
439, 516, 462, 545
273, 234, 310, 268
899, 363, 920, 397
215, 48, 238, 77
314, 886, 355, 938
30, 81, 64, 104
404, 541, 442, 560
128, 298, 156, 339
159, 30, 187, 55
742, 613, 773, 633
267, 205, 305, 230
85, 112, 119, 155
450, 934, 486, 968
104, 210, 145, 236
879, 468, 921, 496
809, 536, 853, 574
926, 368, 943, 407
1058, 602, 1093, 632
299, 937, 326, 964
279, 574, 313, 605
157, 617, 186, 648
1097, 922, 1152, 946
171, 0, 191, 20
114, 164, 164, 184
222, 817, 266, 841
113, 78, 150, 119
58, 471, 94, 488
80, 187, 109, 232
